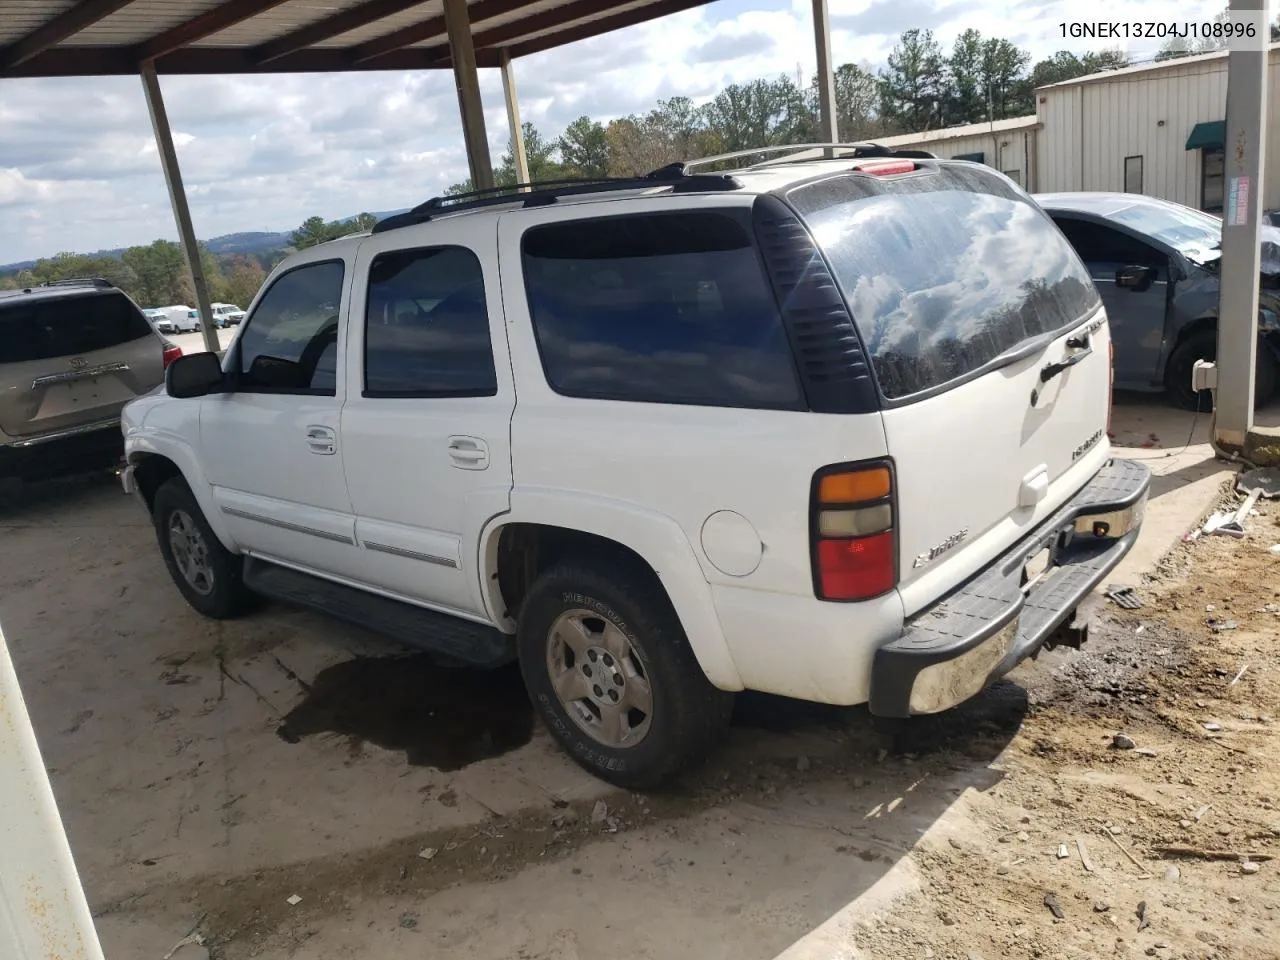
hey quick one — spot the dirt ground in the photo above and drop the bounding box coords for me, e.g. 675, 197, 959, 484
1, 400, 1277, 960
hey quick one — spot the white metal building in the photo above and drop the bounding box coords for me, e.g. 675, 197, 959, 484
874, 44, 1280, 212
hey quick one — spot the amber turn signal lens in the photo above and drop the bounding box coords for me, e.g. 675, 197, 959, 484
818, 467, 891, 505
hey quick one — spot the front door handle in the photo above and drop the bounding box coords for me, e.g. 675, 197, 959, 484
448, 436, 489, 470
306, 425, 336, 456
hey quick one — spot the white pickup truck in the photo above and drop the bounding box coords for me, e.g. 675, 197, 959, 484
122, 149, 1149, 787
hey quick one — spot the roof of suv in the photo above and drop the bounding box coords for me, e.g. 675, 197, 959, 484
0, 278, 123, 307
311, 150, 946, 258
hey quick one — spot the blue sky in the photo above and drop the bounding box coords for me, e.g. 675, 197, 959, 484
0, 0, 1226, 263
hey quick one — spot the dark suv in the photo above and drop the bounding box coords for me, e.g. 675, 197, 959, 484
0, 278, 180, 481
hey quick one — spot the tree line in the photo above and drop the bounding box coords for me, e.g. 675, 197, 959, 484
0, 212, 384, 308
451, 16, 1280, 190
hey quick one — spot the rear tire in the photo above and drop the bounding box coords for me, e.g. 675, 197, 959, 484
517, 554, 733, 789
152, 478, 252, 619
1164, 328, 1278, 411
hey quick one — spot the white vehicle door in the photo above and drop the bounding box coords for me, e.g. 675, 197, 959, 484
200, 255, 359, 576
340, 217, 515, 619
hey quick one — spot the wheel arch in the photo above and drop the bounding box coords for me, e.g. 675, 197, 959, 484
126, 443, 238, 551
477, 494, 744, 692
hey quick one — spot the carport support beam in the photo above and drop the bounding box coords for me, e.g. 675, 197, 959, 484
500, 49, 530, 187
140, 62, 221, 356
444, 0, 495, 191
811, 0, 838, 151
1212, 0, 1268, 448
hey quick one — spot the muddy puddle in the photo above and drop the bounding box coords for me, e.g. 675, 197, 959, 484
276, 654, 535, 770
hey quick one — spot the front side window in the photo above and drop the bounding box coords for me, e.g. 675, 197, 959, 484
790, 164, 1099, 400
1052, 218, 1166, 268
236, 260, 344, 395
363, 246, 497, 398
521, 211, 804, 410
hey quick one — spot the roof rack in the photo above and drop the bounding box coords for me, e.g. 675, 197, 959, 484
674, 142, 936, 173
371, 166, 743, 235
35, 277, 115, 290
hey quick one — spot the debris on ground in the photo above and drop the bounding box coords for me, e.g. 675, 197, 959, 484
1106, 585, 1143, 609
1076, 838, 1096, 873
591, 800, 609, 824
1241, 861, 1261, 875
417, 847, 438, 861
1137, 901, 1150, 932
161, 915, 207, 960
1236, 466, 1280, 498
1151, 847, 1274, 862
1043, 892, 1065, 920
1229, 664, 1249, 686
1204, 489, 1262, 537
1057, 843, 1069, 859
1111, 733, 1136, 750
285, 894, 302, 906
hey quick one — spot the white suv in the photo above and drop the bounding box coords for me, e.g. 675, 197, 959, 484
121, 149, 1149, 787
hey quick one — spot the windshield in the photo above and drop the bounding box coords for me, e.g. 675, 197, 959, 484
789, 164, 1099, 400
1106, 200, 1223, 265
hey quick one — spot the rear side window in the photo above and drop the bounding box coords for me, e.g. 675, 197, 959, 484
0, 291, 152, 364
790, 165, 1100, 400
363, 246, 497, 398
521, 211, 804, 410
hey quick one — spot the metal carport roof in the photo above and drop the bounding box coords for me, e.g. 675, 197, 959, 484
0, 0, 716, 77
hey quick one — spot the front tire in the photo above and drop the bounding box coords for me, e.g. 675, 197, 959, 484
152, 478, 251, 618
1164, 329, 1278, 410
517, 555, 733, 789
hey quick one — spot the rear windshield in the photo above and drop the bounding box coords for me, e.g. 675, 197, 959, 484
0, 291, 153, 364
789, 164, 1100, 400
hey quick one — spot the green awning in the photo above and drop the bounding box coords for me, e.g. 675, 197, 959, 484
954, 152, 985, 162
1185, 121, 1225, 151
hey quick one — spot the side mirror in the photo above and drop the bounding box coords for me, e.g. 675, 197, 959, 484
166, 352, 225, 398
1115, 265, 1155, 292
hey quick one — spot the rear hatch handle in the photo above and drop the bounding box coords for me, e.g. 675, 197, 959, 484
1032, 333, 1093, 406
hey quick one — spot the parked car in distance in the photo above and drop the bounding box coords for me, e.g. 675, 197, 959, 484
142, 308, 168, 330
1035, 192, 1280, 410
209, 303, 245, 327
123, 153, 1150, 788
1, 278, 181, 481
152, 305, 198, 335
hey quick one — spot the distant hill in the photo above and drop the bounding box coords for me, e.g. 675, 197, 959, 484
1, 209, 411, 273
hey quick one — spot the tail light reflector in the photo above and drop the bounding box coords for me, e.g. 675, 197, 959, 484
811, 462, 896, 602
162, 343, 183, 369
1107, 339, 1115, 437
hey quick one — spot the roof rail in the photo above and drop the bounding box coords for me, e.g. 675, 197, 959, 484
371, 167, 743, 235
36, 277, 115, 290
674, 142, 936, 173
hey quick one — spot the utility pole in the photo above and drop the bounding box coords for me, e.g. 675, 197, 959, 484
1211, 0, 1270, 449
811, 0, 839, 150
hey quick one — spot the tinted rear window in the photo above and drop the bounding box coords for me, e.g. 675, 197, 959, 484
0, 291, 153, 364
521, 210, 804, 410
790, 165, 1099, 400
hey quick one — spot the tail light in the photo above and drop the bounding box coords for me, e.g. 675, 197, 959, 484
1107, 339, 1115, 437
162, 343, 183, 369
811, 461, 897, 601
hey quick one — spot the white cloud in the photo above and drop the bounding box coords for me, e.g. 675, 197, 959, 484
0, 0, 1228, 263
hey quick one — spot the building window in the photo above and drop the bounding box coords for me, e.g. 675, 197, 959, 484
1123, 155, 1144, 194
954, 152, 985, 163
1201, 147, 1225, 213
1003, 169, 1023, 187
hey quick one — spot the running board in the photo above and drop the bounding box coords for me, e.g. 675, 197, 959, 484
242, 557, 514, 667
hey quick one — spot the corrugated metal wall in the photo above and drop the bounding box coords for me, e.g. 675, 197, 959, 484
1036, 50, 1279, 209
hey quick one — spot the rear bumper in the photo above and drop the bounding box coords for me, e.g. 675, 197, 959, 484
869, 458, 1151, 718
0, 418, 124, 480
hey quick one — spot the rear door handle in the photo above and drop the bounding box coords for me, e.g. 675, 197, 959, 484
448, 436, 489, 470
306, 425, 336, 455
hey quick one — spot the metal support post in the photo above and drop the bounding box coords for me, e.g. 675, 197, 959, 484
811, 0, 839, 149
0, 624, 106, 960
500, 49, 530, 186
443, 0, 494, 191
1212, 0, 1269, 448
140, 62, 221, 356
